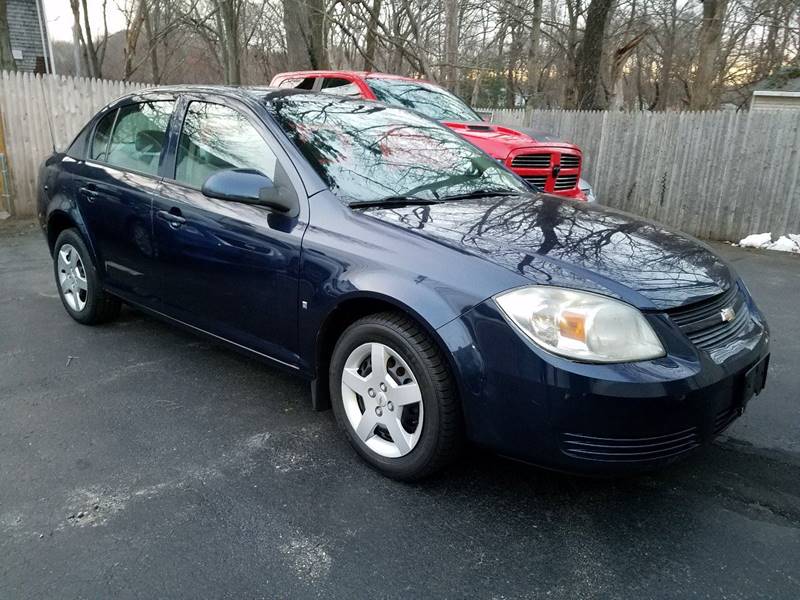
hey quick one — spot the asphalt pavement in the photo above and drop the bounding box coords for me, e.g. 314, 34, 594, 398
1, 219, 799, 599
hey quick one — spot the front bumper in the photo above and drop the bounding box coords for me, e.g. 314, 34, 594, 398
437, 297, 770, 475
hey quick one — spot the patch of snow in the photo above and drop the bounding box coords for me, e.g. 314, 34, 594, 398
739, 233, 773, 248
768, 236, 800, 253
738, 232, 800, 253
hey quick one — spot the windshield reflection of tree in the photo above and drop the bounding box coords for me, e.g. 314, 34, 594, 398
268, 96, 521, 203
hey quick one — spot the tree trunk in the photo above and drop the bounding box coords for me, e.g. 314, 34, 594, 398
0, 0, 16, 71
525, 0, 543, 107
562, 0, 581, 107
606, 30, 647, 110
69, 0, 88, 77
470, 69, 483, 106
283, 0, 328, 70
215, 0, 241, 84
124, 0, 146, 80
80, 0, 101, 77
573, 0, 614, 109
654, 3, 676, 111
363, 0, 382, 70
143, 6, 160, 84
690, 0, 728, 110
443, 0, 459, 91
505, 23, 521, 108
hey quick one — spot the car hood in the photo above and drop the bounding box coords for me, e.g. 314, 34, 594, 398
441, 121, 577, 160
360, 194, 732, 310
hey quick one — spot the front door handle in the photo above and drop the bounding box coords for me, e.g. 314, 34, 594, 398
157, 209, 186, 228
79, 184, 100, 202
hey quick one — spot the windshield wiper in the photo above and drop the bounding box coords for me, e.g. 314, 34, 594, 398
348, 196, 443, 209
438, 189, 522, 201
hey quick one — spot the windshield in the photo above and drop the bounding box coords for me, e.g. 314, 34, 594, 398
365, 77, 482, 123
265, 94, 529, 205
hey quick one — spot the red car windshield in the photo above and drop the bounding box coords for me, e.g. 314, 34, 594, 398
265, 94, 527, 204
366, 77, 481, 123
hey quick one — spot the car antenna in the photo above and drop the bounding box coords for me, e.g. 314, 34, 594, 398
38, 75, 58, 153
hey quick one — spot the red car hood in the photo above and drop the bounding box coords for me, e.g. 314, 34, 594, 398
441, 121, 579, 161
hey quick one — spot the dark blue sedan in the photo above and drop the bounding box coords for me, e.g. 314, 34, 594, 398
38, 87, 770, 480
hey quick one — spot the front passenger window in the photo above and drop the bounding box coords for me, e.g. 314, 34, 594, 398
175, 102, 282, 190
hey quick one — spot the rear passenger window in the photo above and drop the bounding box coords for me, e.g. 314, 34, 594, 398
175, 102, 279, 189
90, 109, 117, 161
321, 78, 362, 98
278, 77, 316, 90
105, 101, 174, 176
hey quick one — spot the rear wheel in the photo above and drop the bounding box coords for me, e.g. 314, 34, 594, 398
329, 312, 463, 480
53, 229, 120, 325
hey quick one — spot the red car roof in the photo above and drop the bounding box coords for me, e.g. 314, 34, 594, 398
271, 70, 427, 84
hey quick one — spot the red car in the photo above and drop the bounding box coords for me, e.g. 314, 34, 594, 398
269, 71, 590, 200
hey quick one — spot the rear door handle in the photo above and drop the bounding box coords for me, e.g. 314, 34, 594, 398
79, 184, 100, 202
157, 209, 186, 228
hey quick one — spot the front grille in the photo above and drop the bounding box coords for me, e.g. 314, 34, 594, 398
561, 427, 700, 463
560, 154, 580, 169
511, 153, 551, 168
554, 174, 578, 190
667, 286, 751, 350
524, 175, 547, 189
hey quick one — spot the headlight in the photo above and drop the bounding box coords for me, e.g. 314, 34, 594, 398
495, 286, 665, 363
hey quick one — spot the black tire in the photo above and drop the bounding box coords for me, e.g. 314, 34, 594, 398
53, 228, 121, 325
329, 311, 464, 480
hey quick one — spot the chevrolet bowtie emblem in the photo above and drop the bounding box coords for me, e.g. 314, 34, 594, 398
720, 307, 735, 322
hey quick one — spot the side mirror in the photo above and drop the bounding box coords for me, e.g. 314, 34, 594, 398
201, 168, 298, 216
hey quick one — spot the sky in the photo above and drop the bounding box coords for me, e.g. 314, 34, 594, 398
43, 0, 127, 42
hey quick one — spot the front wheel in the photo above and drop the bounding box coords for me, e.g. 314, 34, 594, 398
53, 229, 121, 325
329, 312, 463, 480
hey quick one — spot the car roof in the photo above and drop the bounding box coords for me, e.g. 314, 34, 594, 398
107, 85, 321, 106
272, 70, 425, 84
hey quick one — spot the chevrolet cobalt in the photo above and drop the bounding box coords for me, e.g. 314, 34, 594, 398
38, 88, 769, 480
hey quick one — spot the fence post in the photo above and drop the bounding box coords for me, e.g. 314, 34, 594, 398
0, 105, 13, 217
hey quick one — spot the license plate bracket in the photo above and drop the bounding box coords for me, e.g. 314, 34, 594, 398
739, 354, 769, 412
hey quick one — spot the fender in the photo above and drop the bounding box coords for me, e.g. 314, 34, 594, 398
44, 201, 99, 268
301, 284, 471, 412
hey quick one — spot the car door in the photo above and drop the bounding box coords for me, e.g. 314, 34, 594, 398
152, 97, 308, 367
78, 99, 175, 301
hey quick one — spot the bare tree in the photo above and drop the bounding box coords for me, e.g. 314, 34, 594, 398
47, 0, 800, 110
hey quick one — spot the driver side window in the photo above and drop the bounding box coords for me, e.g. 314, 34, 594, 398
175, 102, 279, 190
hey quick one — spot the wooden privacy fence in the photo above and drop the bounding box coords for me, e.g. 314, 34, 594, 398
0, 71, 147, 217
0, 70, 798, 241
485, 107, 800, 241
